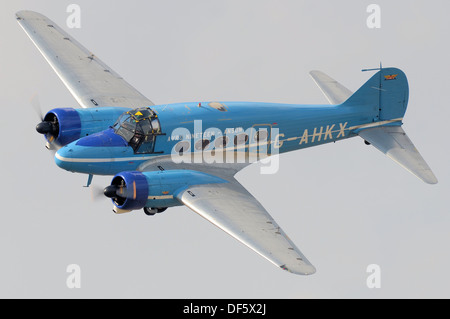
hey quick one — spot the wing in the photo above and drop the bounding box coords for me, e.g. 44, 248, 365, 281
310, 70, 353, 105
176, 179, 316, 275
358, 126, 438, 184
16, 10, 154, 109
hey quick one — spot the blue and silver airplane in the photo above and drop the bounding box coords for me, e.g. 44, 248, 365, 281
18, 11, 437, 275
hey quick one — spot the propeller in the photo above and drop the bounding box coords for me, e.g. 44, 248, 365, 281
30, 93, 44, 122
90, 182, 129, 203
30, 94, 61, 151
103, 185, 120, 198
89, 184, 106, 202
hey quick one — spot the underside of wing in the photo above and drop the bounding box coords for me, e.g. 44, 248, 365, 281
16, 10, 154, 109
138, 155, 250, 181
310, 70, 353, 105
176, 180, 316, 275
358, 126, 438, 184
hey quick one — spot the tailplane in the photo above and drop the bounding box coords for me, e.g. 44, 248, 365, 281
309, 70, 353, 104
359, 126, 438, 184
311, 67, 437, 184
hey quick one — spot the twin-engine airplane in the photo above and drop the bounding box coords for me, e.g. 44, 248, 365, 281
17, 11, 437, 275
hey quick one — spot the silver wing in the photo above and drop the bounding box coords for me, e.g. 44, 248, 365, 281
310, 70, 353, 105
139, 156, 315, 275
16, 10, 154, 109
358, 126, 438, 184
176, 179, 316, 275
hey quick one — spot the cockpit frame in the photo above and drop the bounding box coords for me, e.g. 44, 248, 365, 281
113, 107, 165, 154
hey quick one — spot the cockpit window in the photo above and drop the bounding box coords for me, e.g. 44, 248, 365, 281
113, 107, 163, 154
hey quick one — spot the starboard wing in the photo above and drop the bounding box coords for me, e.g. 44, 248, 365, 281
16, 10, 154, 109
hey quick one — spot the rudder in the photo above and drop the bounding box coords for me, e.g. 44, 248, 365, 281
343, 67, 409, 122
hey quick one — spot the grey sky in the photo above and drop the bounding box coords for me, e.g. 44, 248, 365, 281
1, 0, 449, 298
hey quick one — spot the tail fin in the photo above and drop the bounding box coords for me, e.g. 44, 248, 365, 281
344, 67, 437, 184
342, 67, 409, 122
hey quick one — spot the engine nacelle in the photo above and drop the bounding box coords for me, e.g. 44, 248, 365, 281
39, 107, 130, 147
106, 170, 227, 213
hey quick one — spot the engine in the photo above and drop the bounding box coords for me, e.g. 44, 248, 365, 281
103, 170, 227, 214
36, 107, 130, 148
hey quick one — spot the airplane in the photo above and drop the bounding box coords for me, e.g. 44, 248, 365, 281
17, 10, 438, 276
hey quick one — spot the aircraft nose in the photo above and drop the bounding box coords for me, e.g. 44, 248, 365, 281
55, 146, 74, 171
53, 129, 130, 175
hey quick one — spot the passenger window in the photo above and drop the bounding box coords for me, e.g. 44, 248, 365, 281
234, 133, 248, 146
214, 136, 228, 149
175, 141, 190, 154
195, 139, 211, 151
254, 130, 268, 143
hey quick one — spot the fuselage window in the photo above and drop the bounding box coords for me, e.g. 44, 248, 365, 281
174, 141, 190, 154
215, 136, 229, 149
254, 130, 269, 143
234, 133, 249, 146
195, 139, 211, 151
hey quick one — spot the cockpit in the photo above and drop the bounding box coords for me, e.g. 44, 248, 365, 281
113, 107, 163, 154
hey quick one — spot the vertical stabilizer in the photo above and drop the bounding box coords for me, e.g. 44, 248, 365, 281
342, 67, 409, 122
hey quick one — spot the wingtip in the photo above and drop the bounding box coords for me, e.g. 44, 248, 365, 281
281, 264, 316, 276
309, 70, 322, 78
425, 177, 438, 185
15, 11, 25, 19
16, 10, 32, 17
15, 10, 47, 21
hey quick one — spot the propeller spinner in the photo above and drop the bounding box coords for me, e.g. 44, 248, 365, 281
104, 178, 132, 204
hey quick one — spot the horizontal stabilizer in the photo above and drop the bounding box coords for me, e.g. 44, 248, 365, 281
358, 126, 438, 184
310, 70, 353, 105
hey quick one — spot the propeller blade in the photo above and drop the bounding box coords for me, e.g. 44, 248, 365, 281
90, 185, 106, 202
46, 139, 62, 152
30, 93, 44, 121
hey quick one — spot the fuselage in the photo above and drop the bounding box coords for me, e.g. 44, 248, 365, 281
55, 101, 376, 176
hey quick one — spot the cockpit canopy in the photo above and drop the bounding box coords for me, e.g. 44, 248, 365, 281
113, 107, 162, 154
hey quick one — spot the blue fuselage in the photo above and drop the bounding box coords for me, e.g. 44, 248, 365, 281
55, 101, 376, 176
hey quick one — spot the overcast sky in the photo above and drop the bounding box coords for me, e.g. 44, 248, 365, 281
1, 0, 449, 298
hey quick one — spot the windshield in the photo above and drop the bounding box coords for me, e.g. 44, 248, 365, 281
113, 107, 162, 154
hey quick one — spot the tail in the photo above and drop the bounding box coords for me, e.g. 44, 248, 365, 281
311, 67, 437, 184
342, 67, 409, 122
